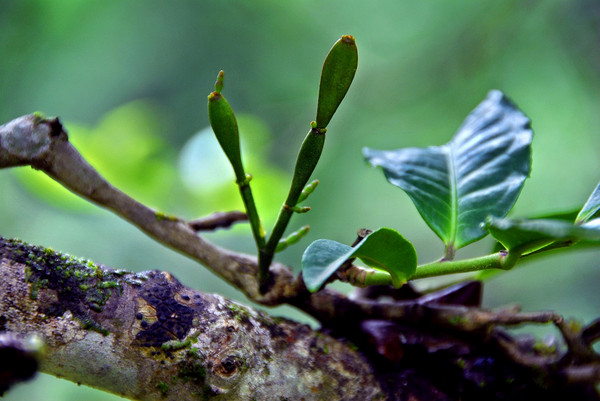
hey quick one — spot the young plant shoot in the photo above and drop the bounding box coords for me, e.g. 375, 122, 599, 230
207, 72, 266, 252
301, 90, 600, 292
208, 36, 358, 293
207, 35, 600, 297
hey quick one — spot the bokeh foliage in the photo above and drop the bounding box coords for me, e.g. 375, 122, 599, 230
1, 1, 600, 399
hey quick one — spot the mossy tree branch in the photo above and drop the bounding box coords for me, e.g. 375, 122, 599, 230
0, 237, 381, 400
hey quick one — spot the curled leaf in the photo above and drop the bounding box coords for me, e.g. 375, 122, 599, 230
486, 216, 600, 253
302, 228, 417, 292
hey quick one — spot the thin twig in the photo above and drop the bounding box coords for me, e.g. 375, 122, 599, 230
188, 211, 248, 231
0, 114, 295, 305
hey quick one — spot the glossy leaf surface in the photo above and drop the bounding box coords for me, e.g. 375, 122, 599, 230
490, 210, 579, 253
207, 73, 245, 182
364, 90, 532, 251
302, 228, 416, 292
315, 35, 358, 128
486, 216, 600, 252
576, 181, 600, 224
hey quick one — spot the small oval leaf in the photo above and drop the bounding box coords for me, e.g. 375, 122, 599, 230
315, 35, 358, 128
301, 228, 417, 292
302, 239, 354, 292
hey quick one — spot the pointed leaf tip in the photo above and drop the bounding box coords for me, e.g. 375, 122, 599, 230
215, 70, 225, 94
576, 181, 600, 224
364, 90, 532, 250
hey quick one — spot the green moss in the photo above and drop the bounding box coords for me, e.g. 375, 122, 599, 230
177, 360, 207, 384
29, 284, 39, 300
161, 339, 192, 351
448, 315, 467, 326
82, 318, 110, 336
156, 382, 169, 396
226, 303, 251, 323
2, 237, 132, 335
532, 341, 557, 355
155, 211, 179, 222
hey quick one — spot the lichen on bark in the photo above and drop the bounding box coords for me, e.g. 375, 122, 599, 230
0, 237, 381, 400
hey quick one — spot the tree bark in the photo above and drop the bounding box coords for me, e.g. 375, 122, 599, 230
0, 237, 383, 400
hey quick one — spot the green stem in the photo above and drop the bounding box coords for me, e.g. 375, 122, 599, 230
349, 267, 397, 287
237, 176, 266, 251
340, 239, 582, 289
207, 72, 265, 254
341, 252, 512, 288
258, 128, 325, 292
411, 252, 507, 280
258, 204, 293, 290
443, 243, 456, 261
258, 204, 294, 291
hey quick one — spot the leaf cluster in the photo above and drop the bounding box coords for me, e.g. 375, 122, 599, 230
206, 35, 600, 296
301, 91, 600, 292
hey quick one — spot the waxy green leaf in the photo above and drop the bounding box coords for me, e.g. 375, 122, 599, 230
576, 181, 600, 224
207, 72, 245, 182
490, 210, 579, 253
486, 216, 600, 253
302, 228, 416, 292
364, 91, 532, 253
315, 35, 358, 128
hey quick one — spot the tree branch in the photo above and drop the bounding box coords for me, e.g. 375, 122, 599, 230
3, 114, 600, 400
0, 114, 302, 306
0, 237, 381, 400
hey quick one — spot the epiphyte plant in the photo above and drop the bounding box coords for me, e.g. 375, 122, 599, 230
208, 34, 600, 297
208, 35, 358, 292
301, 90, 600, 293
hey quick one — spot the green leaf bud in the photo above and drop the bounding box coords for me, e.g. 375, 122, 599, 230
275, 225, 310, 253
287, 205, 311, 214
316, 35, 358, 128
214, 70, 225, 94
207, 72, 245, 182
298, 179, 320, 204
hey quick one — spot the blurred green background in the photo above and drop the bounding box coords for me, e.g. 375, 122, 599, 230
2, 0, 600, 399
